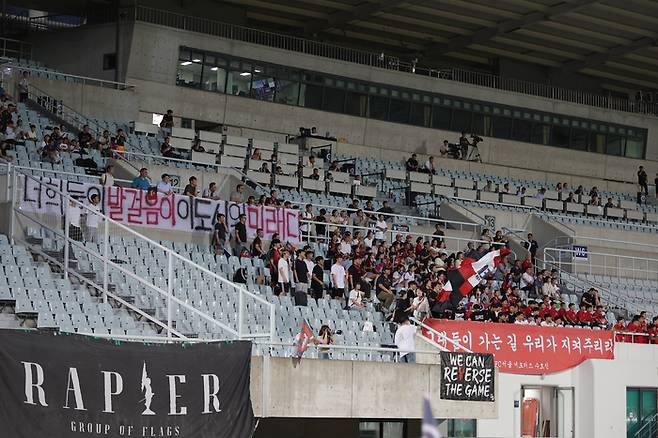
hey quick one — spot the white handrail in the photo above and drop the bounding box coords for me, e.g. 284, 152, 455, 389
9, 164, 275, 339
410, 317, 472, 352
121, 149, 481, 230
2, 61, 135, 90
544, 247, 658, 281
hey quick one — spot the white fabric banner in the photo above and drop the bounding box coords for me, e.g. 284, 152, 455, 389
19, 176, 300, 243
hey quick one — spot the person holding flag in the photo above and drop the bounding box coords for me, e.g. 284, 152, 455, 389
434, 247, 511, 314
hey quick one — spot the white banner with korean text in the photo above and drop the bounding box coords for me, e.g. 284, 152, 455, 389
18, 176, 300, 243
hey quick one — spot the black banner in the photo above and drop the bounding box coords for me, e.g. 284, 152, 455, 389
0, 330, 255, 438
440, 351, 495, 402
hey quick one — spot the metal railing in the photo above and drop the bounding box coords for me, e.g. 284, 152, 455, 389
540, 256, 625, 312
120, 149, 481, 232
132, 6, 658, 117
299, 218, 500, 254
0, 37, 32, 60
544, 246, 658, 281
5, 162, 275, 341
25, 83, 103, 135
1, 60, 135, 90
634, 412, 658, 438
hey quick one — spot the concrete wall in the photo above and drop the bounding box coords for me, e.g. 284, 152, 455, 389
25, 22, 134, 83
249, 356, 498, 420
247, 343, 656, 438
477, 342, 658, 438
123, 22, 658, 177
6, 74, 139, 123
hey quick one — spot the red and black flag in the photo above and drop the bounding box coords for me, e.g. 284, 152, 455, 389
438, 248, 510, 310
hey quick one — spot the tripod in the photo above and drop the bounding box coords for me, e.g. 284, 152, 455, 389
465, 141, 482, 162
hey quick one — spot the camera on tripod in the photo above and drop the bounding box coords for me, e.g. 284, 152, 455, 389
470, 134, 483, 144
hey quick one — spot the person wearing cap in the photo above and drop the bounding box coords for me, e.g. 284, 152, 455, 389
131, 168, 151, 190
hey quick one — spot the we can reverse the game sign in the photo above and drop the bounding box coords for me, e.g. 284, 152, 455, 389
440, 352, 495, 402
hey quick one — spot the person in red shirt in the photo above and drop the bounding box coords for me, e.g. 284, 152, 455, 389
626, 316, 649, 344
557, 302, 568, 320
564, 303, 578, 326
613, 317, 628, 342
538, 302, 552, 319
576, 304, 592, 327
593, 305, 608, 328
648, 317, 658, 344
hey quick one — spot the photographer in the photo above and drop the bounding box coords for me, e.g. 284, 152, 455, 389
459, 131, 470, 159
314, 325, 336, 360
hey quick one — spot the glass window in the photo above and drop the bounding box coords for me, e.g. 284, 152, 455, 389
492, 116, 513, 139
571, 128, 589, 150
201, 66, 226, 93
323, 88, 346, 113
625, 136, 645, 159
299, 83, 323, 109
432, 106, 451, 130
448, 419, 477, 437
452, 109, 472, 132
512, 119, 532, 142
551, 125, 570, 148
589, 133, 606, 153
409, 102, 431, 127
177, 61, 203, 88
531, 124, 551, 145
227, 70, 252, 96
389, 99, 410, 123
472, 113, 490, 136
274, 79, 300, 105
251, 70, 276, 102
369, 95, 389, 120
345, 91, 368, 117
179, 48, 191, 61
382, 422, 404, 438
606, 134, 624, 156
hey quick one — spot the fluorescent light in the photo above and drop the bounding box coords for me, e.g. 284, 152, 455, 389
211, 67, 219, 71
240, 72, 251, 76
180, 61, 192, 66
192, 58, 201, 62
254, 69, 261, 73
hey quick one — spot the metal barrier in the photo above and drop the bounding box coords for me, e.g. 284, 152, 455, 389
25, 83, 104, 135
544, 246, 658, 281
1, 61, 135, 90
5, 162, 275, 341
132, 5, 658, 117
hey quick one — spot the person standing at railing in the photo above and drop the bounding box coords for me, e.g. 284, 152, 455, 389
18, 71, 29, 103
100, 165, 115, 187
394, 317, 416, 363
638, 165, 649, 201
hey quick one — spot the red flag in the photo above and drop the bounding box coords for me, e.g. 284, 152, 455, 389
438, 248, 510, 309
293, 320, 314, 358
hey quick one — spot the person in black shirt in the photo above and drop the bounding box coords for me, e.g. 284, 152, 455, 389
232, 267, 248, 284
183, 176, 198, 197
294, 250, 309, 294
160, 109, 174, 129
160, 137, 182, 159
523, 233, 539, 265
347, 256, 363, 291
406, 154, 419, 172
458, 131, 470, 159
234, 214, 248, 256
212, 213, 228, 256
251, 228, 265, 258
311, 256, 325, 300
638, 165, 648, 196
315, 208, 327, 241
377, 201, 394, 215
470, 304, 486, 322
433, 224, 445, 241
78, 125, 96, 149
